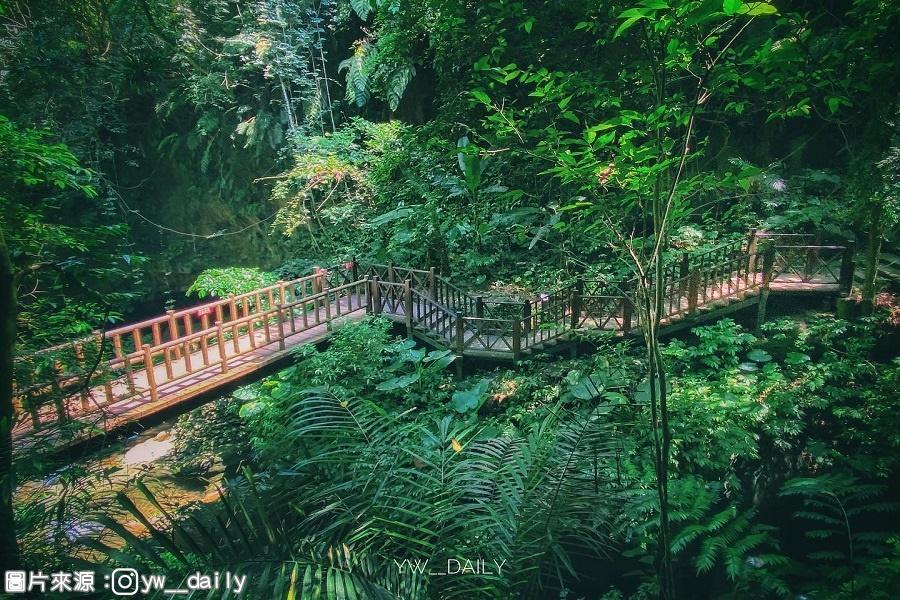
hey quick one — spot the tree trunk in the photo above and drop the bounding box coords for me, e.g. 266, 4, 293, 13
0, 228, 21, 571
648, 256, 674, 600
860, 200, 883, 315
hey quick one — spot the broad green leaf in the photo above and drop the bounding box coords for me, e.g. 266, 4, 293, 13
376, 372, 420, 391
737, 2, 778, 15
571, 374, 604, 401
401, 347, 427, 363
369, 206, 417, 226
425, 349, 452, 362
747, 349, 773, 363
451, 378, 491, 413
349, 0, 372, 20
597, 131, 617, 146
785, 352, 811, 365
634, 378, 672, 403
471, 90, 491, 105
614, 15, 647, 39
238, 401, 263, 419
233, 386, 260, 401
723, 0, 742, 15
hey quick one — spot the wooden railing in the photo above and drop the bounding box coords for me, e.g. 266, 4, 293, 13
15, 230, 855, 432
140, 278, 370, 402
13, 263, 361, 429
339, 231, 852, 360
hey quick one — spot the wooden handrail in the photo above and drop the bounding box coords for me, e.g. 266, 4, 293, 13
410, 288, 458, 316
15, 235, 854, 433
772, 244, 848, 251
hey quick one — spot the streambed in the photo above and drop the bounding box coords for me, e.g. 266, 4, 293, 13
16, 394, 247, 559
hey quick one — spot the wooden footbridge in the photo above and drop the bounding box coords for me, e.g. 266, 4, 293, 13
12, 231, 854, 449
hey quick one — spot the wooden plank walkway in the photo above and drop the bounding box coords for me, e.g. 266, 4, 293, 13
13, 296, 369, 450
13, 231, 855, 451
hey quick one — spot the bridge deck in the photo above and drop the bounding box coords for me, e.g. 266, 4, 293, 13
14, 297, 368, 449
13, 235, 853, 452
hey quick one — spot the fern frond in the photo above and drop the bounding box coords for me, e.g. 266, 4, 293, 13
386, 63, 415, 111
350, 0, 373, 20
339, 43, 371, 107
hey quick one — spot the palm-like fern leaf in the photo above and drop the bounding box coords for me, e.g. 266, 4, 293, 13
338, 43, 371, 108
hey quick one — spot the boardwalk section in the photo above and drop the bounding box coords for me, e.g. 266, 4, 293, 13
13, 269, 368, 446
13, 230, 854, 448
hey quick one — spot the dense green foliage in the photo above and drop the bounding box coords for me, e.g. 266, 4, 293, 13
3, 0, 900, 597
52, 314, 897, 598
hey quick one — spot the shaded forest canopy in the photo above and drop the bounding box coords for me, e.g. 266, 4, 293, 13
1, 0, 899, 598
3, 0, 897, 315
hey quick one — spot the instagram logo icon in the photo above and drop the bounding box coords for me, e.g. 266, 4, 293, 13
110, 568, 139, 596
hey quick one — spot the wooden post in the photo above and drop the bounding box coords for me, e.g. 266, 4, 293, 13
143, 345, 159, 404
364, 276, 372, 313
183, 314, 194, 355
687, 269, 701, 314
102, 381, 114, 406
522, 301, 532, 335
351, 257, 359, 282
371, 276, 382, 314
167, 310, 181, 359
231, 323, 240, 354
404, 279, 414, 337
112, 334, 124, 360
570, 278, 583, 330
183, 339, 193, 371
228, 295, 238, 321
122, 354, 137, 397
199, 329, 210, 366
131, 328, 142, 357
216, 321, 228, 373
276, 304, 286, 349
746, 228, 758, 282
313, 268, 323, 319
456, 316, 465, 355
323, 273, 332, 330
429, 267, 437, 299
839, 240, 856, 294
512, 319, 522, 360
762, 246, 776, 286
756, 246, 776, 331
622, 297, 633, 333
475, 296, 484, 318
388, 262, 395, 284
678, 253, 690, 295
312, 269, 322, 294
162, 343, 173, 380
